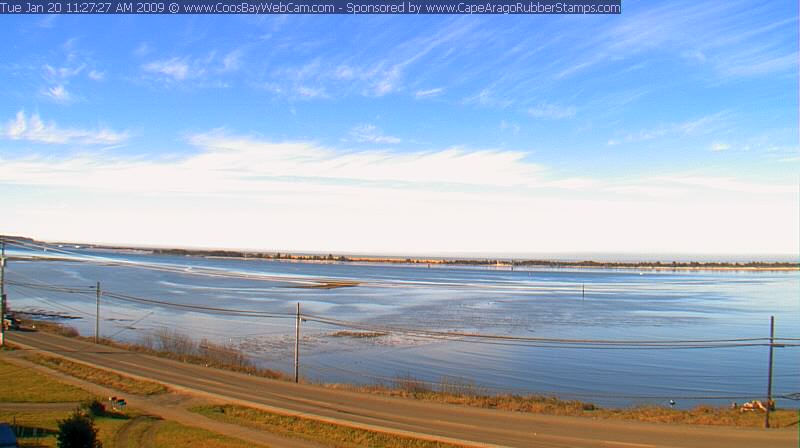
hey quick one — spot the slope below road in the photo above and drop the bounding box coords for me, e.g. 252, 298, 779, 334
8, 331, 797, 448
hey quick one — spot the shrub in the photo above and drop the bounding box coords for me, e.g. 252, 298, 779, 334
57, 410, 102, 448
81, 399, 106, 417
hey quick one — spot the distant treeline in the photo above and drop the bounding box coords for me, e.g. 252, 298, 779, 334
150, 248, 798, 269
4, 235, 796, 269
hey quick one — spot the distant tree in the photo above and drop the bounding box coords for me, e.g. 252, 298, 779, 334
57, 411, 102, 448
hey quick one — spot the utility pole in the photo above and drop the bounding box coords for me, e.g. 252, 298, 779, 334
294, 302, 300, 383
764, 315, 775, 428
1, 239, 6, 347
95, 281, 101, 344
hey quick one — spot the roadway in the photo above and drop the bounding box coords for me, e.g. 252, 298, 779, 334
8, 330, 798, 448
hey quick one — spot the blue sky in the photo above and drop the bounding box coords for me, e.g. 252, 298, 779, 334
1, 1, 798, 256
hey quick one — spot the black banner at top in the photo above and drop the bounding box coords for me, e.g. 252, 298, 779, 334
0, 0, 622, 15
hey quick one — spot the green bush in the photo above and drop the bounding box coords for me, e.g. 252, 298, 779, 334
56, 410, 102, 448
81, 399, 106, 417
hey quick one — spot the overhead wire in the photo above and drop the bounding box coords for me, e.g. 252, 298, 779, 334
7, 277, 800, 349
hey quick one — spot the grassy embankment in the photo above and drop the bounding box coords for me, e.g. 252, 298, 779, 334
0, 355, 258, 447
192, 404, 466, 448
3, 407, 256, 448
24, 352, 167, 395
27, 321, 800, 428
327, 378, 800, 428
29, 320, 288, 380
2, 349, 466, 448
0, 358, 93, 402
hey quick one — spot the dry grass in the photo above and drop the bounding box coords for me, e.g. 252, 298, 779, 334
27, 320, 80, 337
0, 358, 93, 402
328, 377, 799, 428
154, 421, 256, 448
26, 319, 289, 381
192, 404, 466, 448
25, 352, 167, 395
328, 381, 595, 416
598, 404, 799, 428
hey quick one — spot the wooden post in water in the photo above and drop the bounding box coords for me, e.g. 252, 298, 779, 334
764, 315, 775, 428
95, 281, 101, 343
294, 302, 300, 383
582, 284, 585, 301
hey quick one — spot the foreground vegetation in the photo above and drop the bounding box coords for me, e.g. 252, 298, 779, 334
0, 358, 93, 402
0, 357, 259, 447
22, 321, 799, 428
25, 353, 167, 395
327, 377, 800, 428
153, 421, 255, 448
2, 407, 257, 448
29, 320, 288, 381
192, 404, 465, 448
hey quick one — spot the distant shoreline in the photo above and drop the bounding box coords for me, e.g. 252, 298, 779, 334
4, 235, 796, 271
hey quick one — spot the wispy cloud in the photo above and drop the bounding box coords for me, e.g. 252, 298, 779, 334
296, 85, 327, 99
608, 111, 730, 145
2, 111, 128, 145
2, 132, 794, 254
143, 57, 191, 80
257, 18, 478, 100
134, 42, 152, 57
349, 124, 401, 144
415, 87, 444, 99
88, 70, 106, 81
499, 120, 521, 134
36, 14, 57, 28
42, 85, 74, 103
527, 102, 576, 119
221, 48, 245, 72
43, 63, 85, 80
710, 142, 731, 152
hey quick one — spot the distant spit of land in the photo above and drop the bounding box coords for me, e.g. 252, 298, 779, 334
3, 235, 797, 271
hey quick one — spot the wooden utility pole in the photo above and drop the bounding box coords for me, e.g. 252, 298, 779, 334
95, 281, 101, 343
294, 302, 300, 383
764, 315, 775, 428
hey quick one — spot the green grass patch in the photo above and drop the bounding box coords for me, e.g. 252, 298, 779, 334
96, 413, 136, 448
0, 409, 62, 447
154, 421, 255, 448
25, 353, 167, 395
0, 358, 93, 402
191, 404, 465, 448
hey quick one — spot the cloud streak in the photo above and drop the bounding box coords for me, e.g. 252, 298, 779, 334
349, 124, 402, 144
1, 131, 795, 254
2, 111, 129, 145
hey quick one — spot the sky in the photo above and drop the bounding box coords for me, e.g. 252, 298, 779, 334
0, 1, 798, 257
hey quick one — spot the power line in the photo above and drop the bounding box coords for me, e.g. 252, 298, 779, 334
7, 270, 800, 349
302, 314, 797, 348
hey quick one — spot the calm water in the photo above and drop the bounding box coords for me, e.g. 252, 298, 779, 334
5, 247, 799, 408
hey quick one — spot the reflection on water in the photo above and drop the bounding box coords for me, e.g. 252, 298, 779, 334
5, 247, 799, 408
